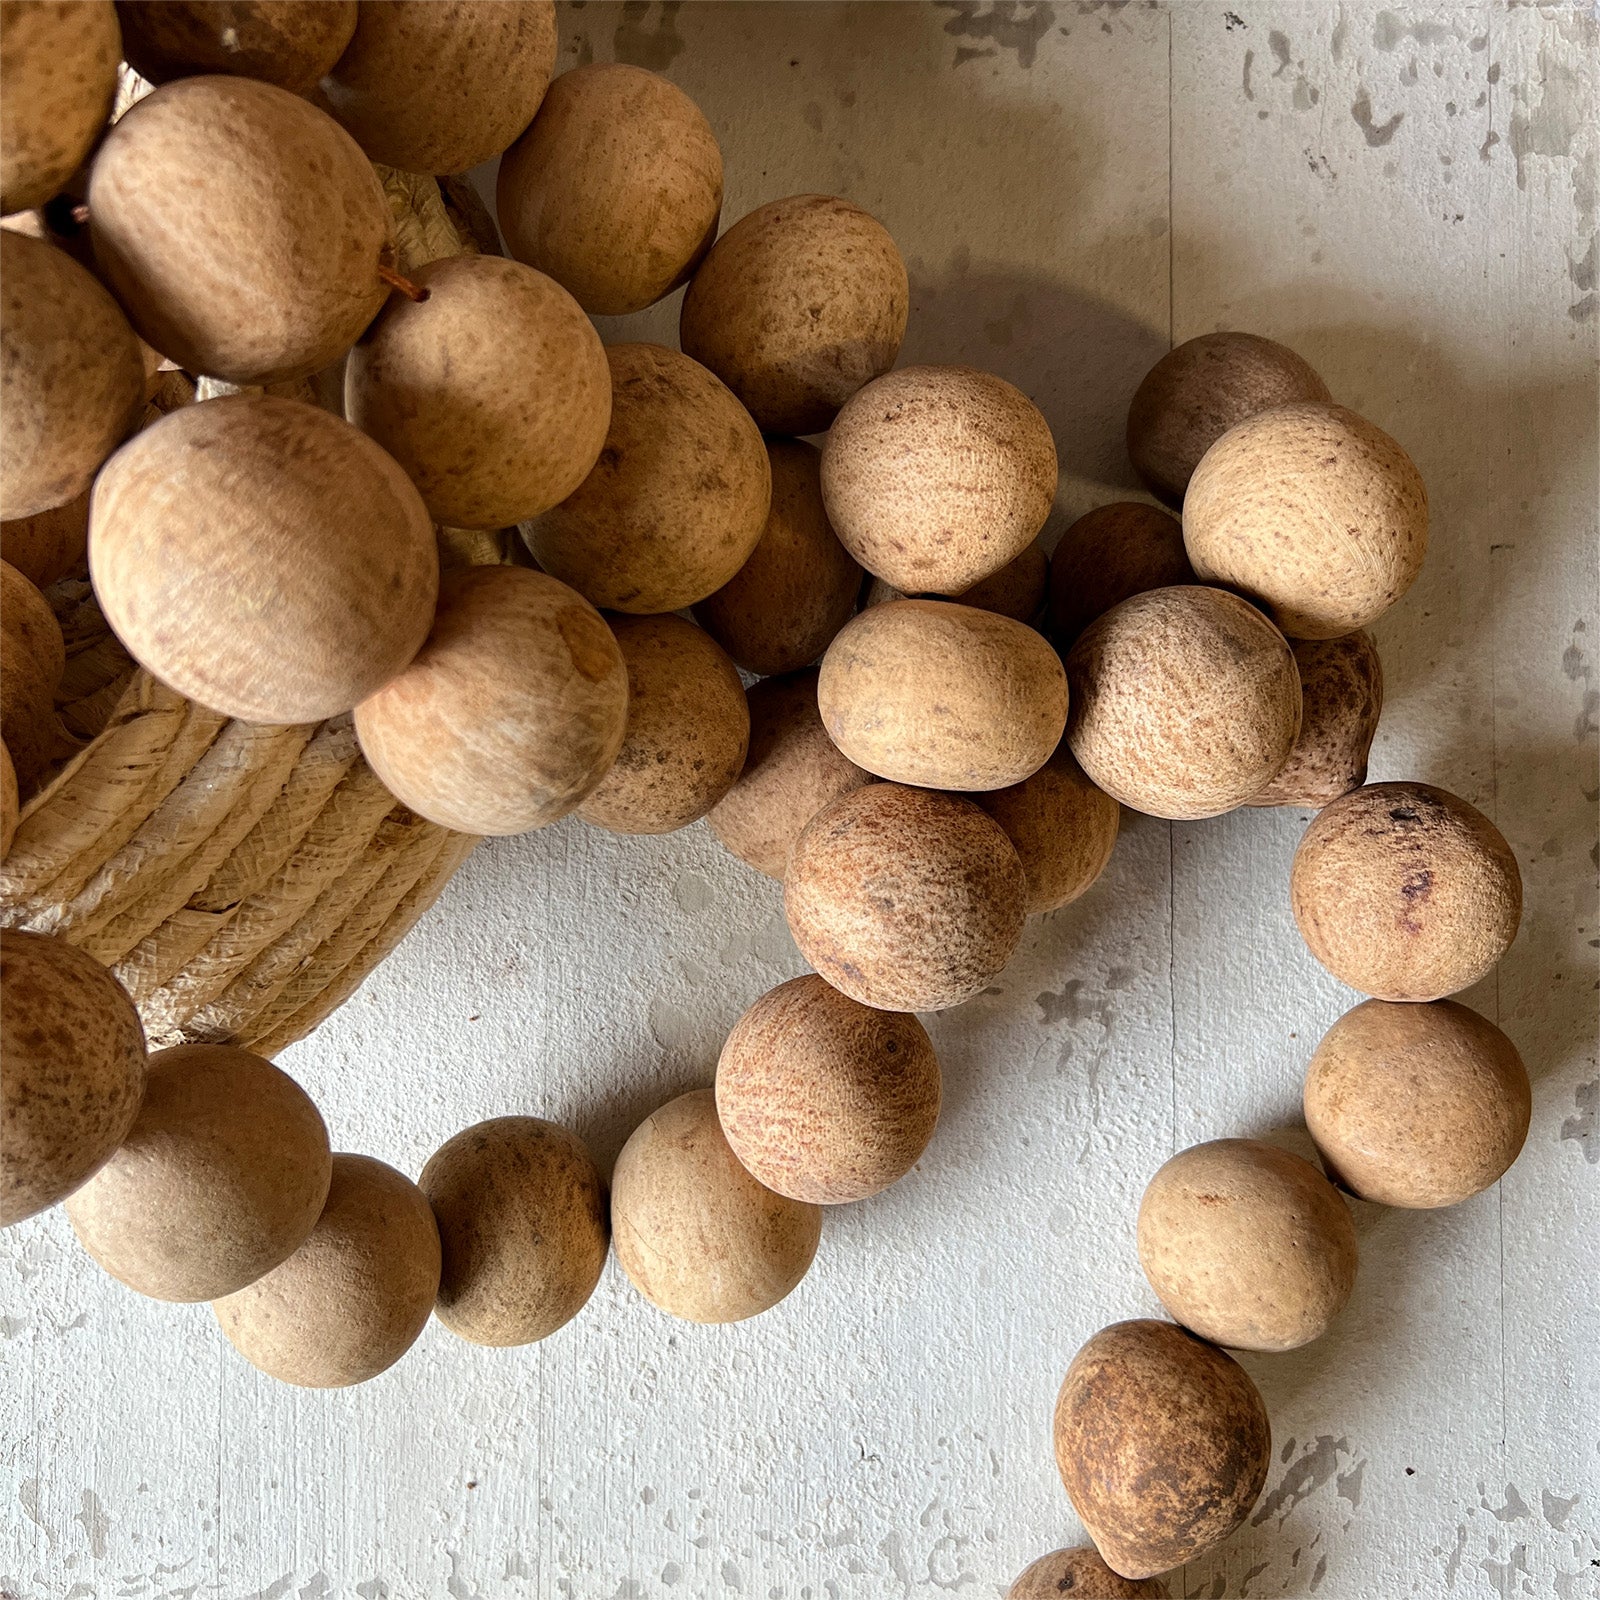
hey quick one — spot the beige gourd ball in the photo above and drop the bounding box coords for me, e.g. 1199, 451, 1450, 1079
1054, 1319, 1271, 1581
1007, 1548, 1169, 1599
1127, 332, 1332, 507
88, 75, 395, 386
680, 194, 909, 435
1, 745, 17, 859
693, 439, 862, 676
497, 61, 723, 317
1, 485, 90, 588
1247, 631, 1383, 809
863, 539, 1049, 626
974, 743, 1120, 916
716, 974, 942, 1204
525, 342, 772, 615
1306, 998, 1531, 1207
354, 565, 628, 837
0, 0, 121, 214
821, 365, 1058, 595
420, 1117, 608, 1347
1047, 501, 1193, 647
0, 929, 147, 1228
785, 783, 1027, 1012
0, 559, 67, 791
346, 253, 610, 530
706, 670, 874, 880
116, 0, 358, 92
819, 599, 1068, 792
611, 1089, 822, 1325
577, 615, 749, 836
64, 1044, 332, 1302
1183, 402, 1428, 640
1065, 586, 1301, 820
1, 230, 145, 522
1137, 1138, 1358, 1353
1290, 781, 1521, 1000
91, 395, 438, 725
319, 0, 556, 175
213, 1152, 441, 1388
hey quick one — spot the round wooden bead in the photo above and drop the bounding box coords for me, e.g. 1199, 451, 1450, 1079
1047, 501, 1192, 646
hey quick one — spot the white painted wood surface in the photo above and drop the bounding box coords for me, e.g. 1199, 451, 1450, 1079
4, 3, 1597, 1596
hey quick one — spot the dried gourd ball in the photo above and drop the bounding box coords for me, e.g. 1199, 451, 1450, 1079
1047, 501, 1193, 647
1290, 781, 1521, 1000
1007, 1548, 1169, 1599
681, 193, 908, 435
497, 61, 722, 317
1126, 331, 1331, 506
1305, 998, 1531, 1208
115, 0, 358, 92
318, 0, 556, 175
1054, 1319, 1270, 1581
0, 929, 147, 1227
706, 670, 874, 880
822, 365, 1057, 595
0, 559, 67, 790
1, 745, 17, 858
525, 342, 771, 615
784, 783, 1026, 1013
1065, 586, 1301, 820
974, 743, 1119, 916
1183, 402, 1428, 640
213, 1153, 441, 1388
577, 615, 749, 836
65, 1044, 332, 1302
611, 1089, 822, 1325
716, 975, 942, 1204
819, 599, 1068, 791
693, 439, 862, 677
1, 485, 90, 588
91, 395, 438, 725
420, 1117, 608, 1347
346, 253, 610, 530
1247, 632, 1383, 809
1137, 1138, 1358, 1353
354, 565, 628, 837
0, 0, 121, 214
863, 538, 1049, 625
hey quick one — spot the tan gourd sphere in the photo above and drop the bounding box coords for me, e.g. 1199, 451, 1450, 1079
88, 76, 395, 386
680, 194, 909, 435
1, 230, 144, 522
90, 395, 438, 725
0, 929, 147, 1227
785, 783, 1027, 1013
1290, 781, 1521, 1000
420, 1117, 608, 1347
863, 538, 1049, 625
821, 365, 1058, 595
1305, 998, 1531, 1208
576, 614, 749, 836
1247, 631, 1383, 809
1047, 501, 1194, 647
115, 0, 358, 92
1065, 586, 1301, 820
1137, 1138, 1358, 1354
692, 440, 862, 676
64, 1044, 332, 1302
1183, 402, 1428, 640
1, 744, 17, 858
346, 253, 610, 530
1, 485, 90, 588
716, 974, 942, 1205
819, 600, 1068, 792
1127, 332, 1332, 507
525, 342, 772, 615
0, 559, 67, 790
355, 566, 626, 836
318, 0, 556, 174
1054, 1319, 1271, 1581
0, 0, 120, 214
706, 669, 874, 880
974, 743, 1120, 916
1007, 1548, 1169, 1600
611, 1089, 822, 1325
497, 61, 723, 317
213, 1152, 440, 1388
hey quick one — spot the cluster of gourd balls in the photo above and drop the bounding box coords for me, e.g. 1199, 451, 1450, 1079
0, 2, 1533, 1593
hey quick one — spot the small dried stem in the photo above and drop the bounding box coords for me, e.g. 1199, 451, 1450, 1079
377, 264, 430, 303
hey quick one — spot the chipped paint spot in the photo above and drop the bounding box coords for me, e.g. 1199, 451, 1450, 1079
1372, 11, 1456, 52
1561, 1078, 1598, 1163
938, 1, 1057, 69
613, 1, 686, 71
1352, 88, 1404, 146
1484, 1483, 1532, 1521
1252, 1435, 1364, 1527
1542, 1489, 1581, 1529
74, 1489, 108, 1559
1509, 36, 1590, 191
1443, 1523, 1468, 1587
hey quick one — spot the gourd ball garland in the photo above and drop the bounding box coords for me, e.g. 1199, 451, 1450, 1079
115, 0, 359, 93
1046, 501, 1192, 646
0, 485, 92, 589
0, 557, 67, 787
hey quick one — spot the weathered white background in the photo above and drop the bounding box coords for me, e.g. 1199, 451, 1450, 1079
4, 3, 1598, 1596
